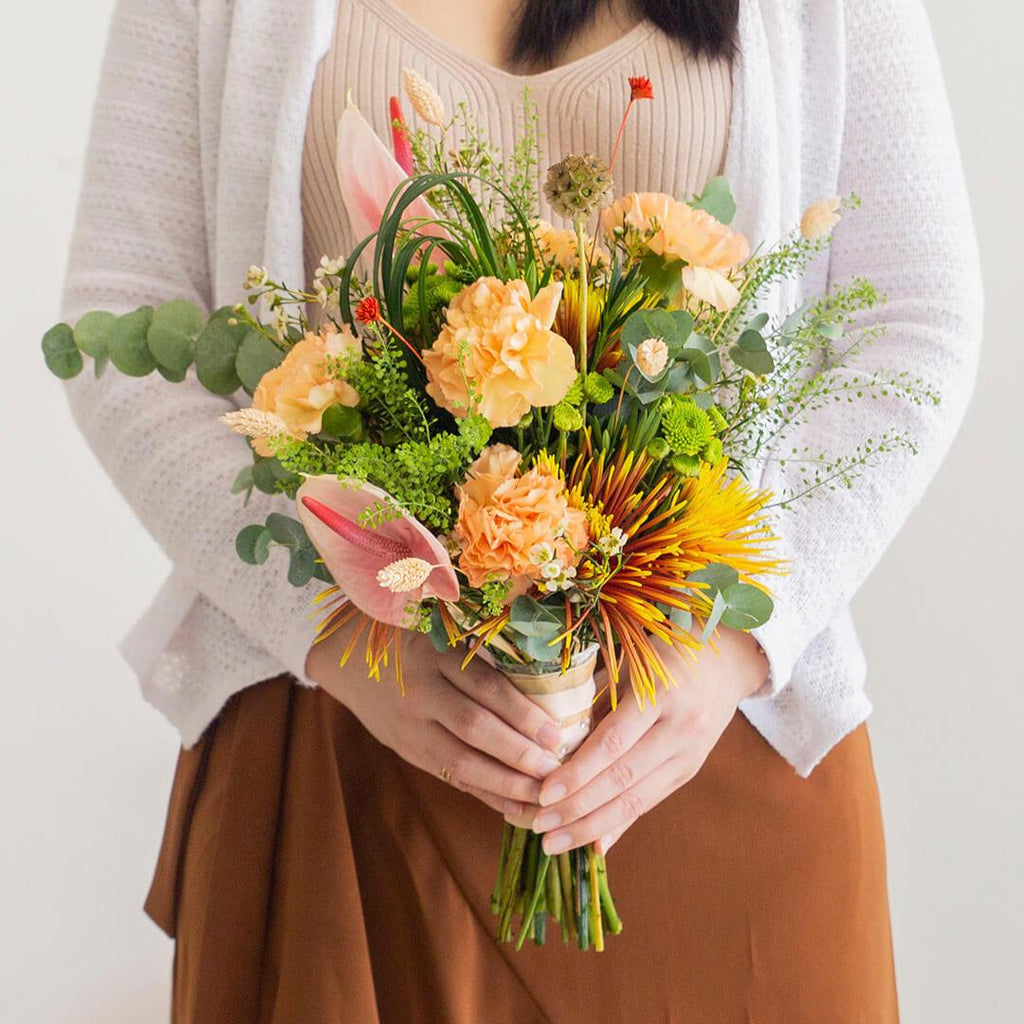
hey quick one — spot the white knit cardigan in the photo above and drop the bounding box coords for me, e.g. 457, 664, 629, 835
61, 0, 981, 776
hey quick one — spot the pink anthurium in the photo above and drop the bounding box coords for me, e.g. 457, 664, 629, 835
336, 93, 446, 245
389, 96, 414, 175
296, 475, 459, 627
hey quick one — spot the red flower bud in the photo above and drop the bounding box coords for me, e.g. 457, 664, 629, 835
628, 76, 654, 101
355, 296, 381, 324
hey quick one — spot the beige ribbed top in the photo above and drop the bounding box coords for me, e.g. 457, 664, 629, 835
302, 0, 732, 280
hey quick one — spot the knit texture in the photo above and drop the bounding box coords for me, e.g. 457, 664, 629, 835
61, 0, 981, 773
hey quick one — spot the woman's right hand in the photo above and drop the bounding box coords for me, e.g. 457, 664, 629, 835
307, 627, 562, 818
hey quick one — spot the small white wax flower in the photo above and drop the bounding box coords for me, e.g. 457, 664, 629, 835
403, 68, 446, 127
244, 265, 268, 289
541, 562, 563, 580
635, 337, 669, 378
530, 542, 555, 564
273, 306, 290, 341
800, 197, 842, 241
376, 557, 433, 593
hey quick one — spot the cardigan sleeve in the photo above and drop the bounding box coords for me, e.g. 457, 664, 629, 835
749, 0, 983, 695
61, 0, 321, 687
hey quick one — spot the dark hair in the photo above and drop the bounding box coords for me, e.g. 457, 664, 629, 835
509, 0, 739, 69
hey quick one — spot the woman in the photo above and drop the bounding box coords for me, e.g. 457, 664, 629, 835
62, 0, 980, 1020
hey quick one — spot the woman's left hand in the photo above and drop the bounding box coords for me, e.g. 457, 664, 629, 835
527, 628, 770, 856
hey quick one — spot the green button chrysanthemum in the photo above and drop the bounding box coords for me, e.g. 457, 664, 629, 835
660, 395, 713, 456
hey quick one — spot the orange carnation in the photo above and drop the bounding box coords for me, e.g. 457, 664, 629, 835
252, 324, 361, 454
455, 444, 590, 592
423, 277, 578, 429
600, 191, 750, 271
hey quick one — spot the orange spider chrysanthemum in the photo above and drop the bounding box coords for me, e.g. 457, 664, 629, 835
564, 440, 783, 707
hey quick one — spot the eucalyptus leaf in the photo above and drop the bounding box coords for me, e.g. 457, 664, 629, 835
691, 176, 737, 224
252, 457, 300, 495
41, 323, 83, 379
621, 308, 680, 352
157, 364, 188, 383
236, 524, 271, 565
730, 329, 775, 376
73, 310, 116, 360
746, 312, 771, 333
266, 512, 308, 547
288, 544, 316, 587
509, 595, 564, 638
688, 563, 740, 598
231, 465, 255, 505
148, 299, 203, 374
669, 607, 693, 632
720, 584, 774, 630
816, 320, 844, 341
701, 589, 729, 643
194, 316, 245, 394
312, 559, 335, 584
106, 307, 156, 376
236, 330, 285, 393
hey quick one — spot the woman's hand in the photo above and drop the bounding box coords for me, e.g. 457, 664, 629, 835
307, 627, 565, 816
529, 629, 770, 856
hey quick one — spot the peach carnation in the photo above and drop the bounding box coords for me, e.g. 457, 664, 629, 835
600, 191, 750, 271
252, 324, 361, 455
423, 278, 577, 428
455, 444, 590, 591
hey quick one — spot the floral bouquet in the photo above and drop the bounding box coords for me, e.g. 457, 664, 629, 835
42, 73, 931, 951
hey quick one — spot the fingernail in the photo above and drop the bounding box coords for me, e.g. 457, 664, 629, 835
544, 832, 572, 855
537, 722, 562, 750
537, 756, 560, 776
540, 782, 567, 806
533, 811, 562, 832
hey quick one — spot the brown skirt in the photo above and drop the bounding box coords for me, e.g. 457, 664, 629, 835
146, 676, 898, 1023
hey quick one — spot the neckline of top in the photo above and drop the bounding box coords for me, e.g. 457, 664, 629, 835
355, 0, 659, 88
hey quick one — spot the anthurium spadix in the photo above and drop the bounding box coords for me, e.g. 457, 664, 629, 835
296, 476, 459, 627
335, 93, 444, 244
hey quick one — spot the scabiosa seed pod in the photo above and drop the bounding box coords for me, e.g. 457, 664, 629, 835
402, 68, 446, 127
544, 154, 613, 221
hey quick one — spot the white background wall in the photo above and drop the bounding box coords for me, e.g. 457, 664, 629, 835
1, 1, 1020, 1020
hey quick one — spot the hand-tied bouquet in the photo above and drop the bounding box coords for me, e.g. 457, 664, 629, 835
43, 72, 933, 951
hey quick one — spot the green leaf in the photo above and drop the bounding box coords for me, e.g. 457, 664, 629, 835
148, 299, 203, 374
312, 559, 335, 584
691, 176, 737, 225
508, 595, 564, 638
730, 329, 775, 376
701, 589, 729, 643
320, 403, 364, 441
427, 604, 452, 653
678, 335, 721, 385
252, 457, 300, 495
73, 310, 116, 360
194, 316, 245, 394
41, 323, 83, 379
231, 466, 255, 505
157, 364, 188, 383
688, 563, 739, 599
266, 512, 308, 547
236, 330, 284, 393
669, 607, 693, 632
288, 544, 316, 587
621, 308, 681, 352
236, 524, 271, 565
106, 307, 156, 376
746, 312, 770, 333
720, 584, 774, 630
816, 320, 844, 341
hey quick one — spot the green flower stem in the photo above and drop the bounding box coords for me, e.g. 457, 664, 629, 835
558, 852, 576, 944
545, 849, 563, 926
596, 854, 623, 934
516, 854, 551, 951
498, 827, 529, 942
587, 846, 604, 952
575, 217, 590, 422
492, 822, 512, 915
